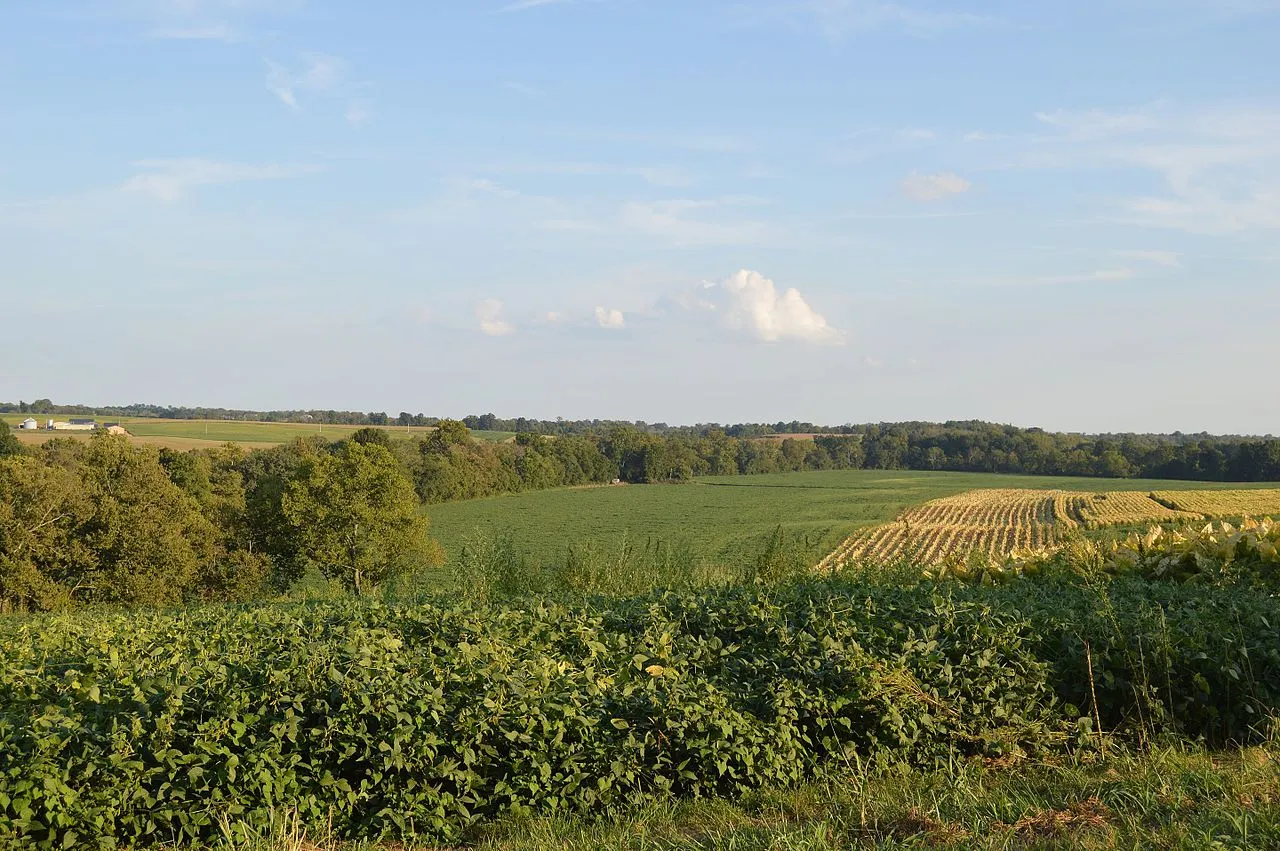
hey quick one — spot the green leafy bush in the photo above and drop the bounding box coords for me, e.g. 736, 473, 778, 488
2, 577, 1276, 848
955, 576, 1280, 745
0, 583, 1059, 848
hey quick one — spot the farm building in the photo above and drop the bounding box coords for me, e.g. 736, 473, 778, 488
50, 419, 97, 431
105, 425, 129, 436
19, 417, 38, 430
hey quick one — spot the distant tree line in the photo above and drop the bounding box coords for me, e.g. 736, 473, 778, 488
0, 399, 410, 426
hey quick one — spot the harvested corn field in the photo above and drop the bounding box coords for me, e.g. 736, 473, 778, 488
822, 486, 1280, 569
1069, 491, 1202, 528
1152, 489, 1280, 518
819, 489, 1061, 570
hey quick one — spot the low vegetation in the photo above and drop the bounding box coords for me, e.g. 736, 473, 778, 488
2, 569, 1278, 848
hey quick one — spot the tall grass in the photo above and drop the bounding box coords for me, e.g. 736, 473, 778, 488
197, 741, 1280, 850
418, 526, 824, 601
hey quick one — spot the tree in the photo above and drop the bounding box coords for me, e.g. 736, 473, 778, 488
350, 427, 393, 448
282, 441, 441, 594
0, 456, 94, 611
0, 428, 23, 458
70, 435, 221, 606
427, 419, 472, 452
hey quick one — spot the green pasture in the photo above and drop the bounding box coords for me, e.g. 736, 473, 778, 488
427, 468, 1280, 571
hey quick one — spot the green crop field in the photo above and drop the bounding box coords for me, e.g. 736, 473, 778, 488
1, 413, 513, 447
426, 468, 1280, 572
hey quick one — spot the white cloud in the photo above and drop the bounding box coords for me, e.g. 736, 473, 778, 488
121, 158, 319, 202
265, 54, 344, 110
594, 307, 626, 329
901, 171, 971, 201
715, 269, 845, 345
476, 299, 515, 336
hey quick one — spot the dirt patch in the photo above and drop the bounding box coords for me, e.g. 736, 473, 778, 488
883, 809, 973, 846
997, 797, 1112, 841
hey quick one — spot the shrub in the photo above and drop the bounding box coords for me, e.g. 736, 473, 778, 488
0, 582, 1059, 848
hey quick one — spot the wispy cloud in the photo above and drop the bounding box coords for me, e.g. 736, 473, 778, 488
1117, 249, 1183, 268
613, 198, 776, 247
542, 127, 751, 153
477, 299, 516, 336
345, 101, 371, 126
503, 81, 547, 99
1034, 102, 1165, 141
1035, 268, 1137, 285
150, 24, 237, 40
901, 171, 971, 201
963, 130, 1009, 143
121, 158, 320, 202
265, 54, 344, 110
141, 0, 302, 41
1024, 100, 1280, 234
484, 161, 695, 187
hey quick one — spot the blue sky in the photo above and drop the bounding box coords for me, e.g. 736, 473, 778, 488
3, 1, 1278, 433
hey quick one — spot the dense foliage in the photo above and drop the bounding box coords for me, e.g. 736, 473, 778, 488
0, 434, 438, 611
0, 576, 1275, 848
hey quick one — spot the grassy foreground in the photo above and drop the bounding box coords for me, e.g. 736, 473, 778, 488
427, 470, 1280, 577
213, 744, 1280, 849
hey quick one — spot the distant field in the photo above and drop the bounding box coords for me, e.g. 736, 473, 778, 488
427, 469, 1280, 574
2, 414, 514, 448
